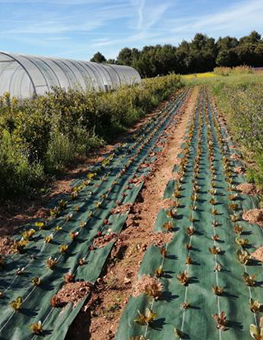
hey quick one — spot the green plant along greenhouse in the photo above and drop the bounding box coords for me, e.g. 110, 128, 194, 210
0, 51, 141, 99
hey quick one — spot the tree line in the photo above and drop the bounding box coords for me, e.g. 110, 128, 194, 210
90, 31, 263, 77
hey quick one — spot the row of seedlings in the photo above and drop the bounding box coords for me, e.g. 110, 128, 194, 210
0, 89, 191, 338
208, 93, 263, 340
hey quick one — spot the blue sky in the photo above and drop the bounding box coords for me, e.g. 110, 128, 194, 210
0, 0, 262, 61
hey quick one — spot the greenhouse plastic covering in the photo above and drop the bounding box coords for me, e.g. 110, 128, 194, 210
0, 51, 141, 99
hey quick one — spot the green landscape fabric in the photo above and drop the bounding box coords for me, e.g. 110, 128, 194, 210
116, 88, 263, 340
0, 89, 190, 340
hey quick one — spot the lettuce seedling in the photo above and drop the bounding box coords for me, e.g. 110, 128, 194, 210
212, 285, 224, 296
154, 266, 164, 278
145, 281, 163, 301
162, 221, 173, 232
209, 246, 220, 255
30, 321, 43, 335
64, 272, 75, 283
235, 237, 249, 247
59, 244, 68, 254
134, 308, 158, 326
212, 311, 227, 331
31, 277, 41, 286
250, 319, 263, 339
186, 226, 195, 236
234, 225, 243, 234
177, 271, 189, 286
44, 234, 53, 243
46, 257, 58, 269
249, 298, 261, 313
243, 272, 256, 286
10, 297, 23, 312
160, 246, 167, 258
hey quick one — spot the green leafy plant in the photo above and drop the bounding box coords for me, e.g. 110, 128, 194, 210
134, 308, 158, 326
70, 231, 79, 240
181, 302, 190, 309
212, 285, 224, 296
233, 224, 243, 234
185, 256, 192, 265
59, 244, 68, 254
212, 311, 227, 331
235, 237, 249, 247
249, 298, 261, 313
209, 246, 220, 255
31, 277, 41, 286
250, 318, 263, 339
44, 234, 53, 243
237, 249, 250, 264
46, 257, 58, 269
12, 239, 28, 253
166, 208, 177, 218
243, 272, 256, 286
160, 246, 168, 258
10, 297, 23, 312
186, 226, 195, 236
162, 221, 173, 232
177, 271, 189, 286
154, 266, 164, 278
30, 321, 43, 335
145, 280, 163, 301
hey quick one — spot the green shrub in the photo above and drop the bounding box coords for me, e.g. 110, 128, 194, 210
0, 130, 44, 197
0, 74, 183, 199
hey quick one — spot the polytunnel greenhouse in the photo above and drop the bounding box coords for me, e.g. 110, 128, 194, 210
0, 51, 141, 99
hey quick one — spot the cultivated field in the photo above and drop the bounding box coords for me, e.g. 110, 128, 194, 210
0, 71, 263, 340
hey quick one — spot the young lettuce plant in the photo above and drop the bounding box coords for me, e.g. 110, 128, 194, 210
212, 285, 224, 296
209, 246, 220, 255
160, 246, 168, 258
237, 249, 250, 265
250, 317, 263, 339
162, 221, 173, 232
10, 297, 23, 312
177, 271, 189, 286
144, 280, 163, 301
30, 321, 43, 335
249, 298, 261, 313
243, 272, 256, 286
186, 226, 195, 237
46, 257, 58, 270
154, 266, 164, 278
134, 308, 158, 326
31, 277, 41, 286
235, 237, 249, 247
234, 225, 243, 235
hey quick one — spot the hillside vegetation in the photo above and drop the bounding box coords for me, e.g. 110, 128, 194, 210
0, 74, 182, 199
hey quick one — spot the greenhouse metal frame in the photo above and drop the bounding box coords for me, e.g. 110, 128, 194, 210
0, 51, 141, 99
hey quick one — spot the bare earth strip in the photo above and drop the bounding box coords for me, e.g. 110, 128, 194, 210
65, 86, 199, 340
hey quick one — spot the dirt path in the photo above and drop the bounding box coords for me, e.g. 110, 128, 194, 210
65, 86, 199, 340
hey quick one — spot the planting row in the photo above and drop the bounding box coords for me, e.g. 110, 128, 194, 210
116, 87, 263, 340
0, 88, 191, 340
